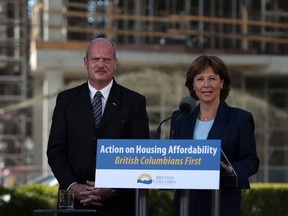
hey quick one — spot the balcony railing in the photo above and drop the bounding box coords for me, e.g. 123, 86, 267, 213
30, 2, 288, 55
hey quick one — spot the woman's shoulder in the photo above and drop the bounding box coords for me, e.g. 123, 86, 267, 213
227, 106, 254, 127
220, 100, 252, 117
229, 106, 252, 117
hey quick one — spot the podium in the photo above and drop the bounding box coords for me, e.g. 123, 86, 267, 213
95, 139, 222, 216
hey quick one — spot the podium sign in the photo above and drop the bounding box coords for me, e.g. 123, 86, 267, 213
95, 139, 221, 189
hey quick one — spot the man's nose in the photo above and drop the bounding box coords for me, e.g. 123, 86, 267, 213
97, 59, 106, 66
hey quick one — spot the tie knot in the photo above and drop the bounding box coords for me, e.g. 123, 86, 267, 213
94, 91, 102, 99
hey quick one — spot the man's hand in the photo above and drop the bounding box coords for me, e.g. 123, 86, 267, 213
69, 183, 91, 201
79, 181, 114, 206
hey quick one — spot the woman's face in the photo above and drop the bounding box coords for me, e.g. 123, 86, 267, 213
193, 66, 223, 104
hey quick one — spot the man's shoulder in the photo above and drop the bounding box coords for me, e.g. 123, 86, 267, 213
58, 82, 87, 96
56, 82, 88, 103
116, 83, 145, 99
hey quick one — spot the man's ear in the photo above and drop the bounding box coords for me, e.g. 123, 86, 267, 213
114, 58, 118, 69
84, 57, 88, 69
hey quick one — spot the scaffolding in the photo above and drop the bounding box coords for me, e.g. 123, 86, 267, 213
30, 0, 288, 54
0, 0, 31, 187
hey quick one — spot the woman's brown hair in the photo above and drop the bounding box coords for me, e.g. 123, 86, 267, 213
185, 54, 231, 101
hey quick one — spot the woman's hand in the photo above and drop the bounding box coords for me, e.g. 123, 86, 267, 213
220, 161, 233, 175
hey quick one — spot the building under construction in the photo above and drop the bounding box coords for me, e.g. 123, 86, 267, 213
0, 0, 288, 186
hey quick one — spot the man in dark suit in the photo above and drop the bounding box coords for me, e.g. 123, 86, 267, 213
47, 38, 150, 216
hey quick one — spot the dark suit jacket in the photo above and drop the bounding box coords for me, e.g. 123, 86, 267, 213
171, 100, 259, 216
47, 80, 149, 216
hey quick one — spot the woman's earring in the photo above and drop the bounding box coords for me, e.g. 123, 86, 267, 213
221, 86, 223, 89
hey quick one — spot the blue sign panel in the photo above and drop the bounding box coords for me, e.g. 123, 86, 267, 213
96, 139, 221, 170
95, 139, 221, 189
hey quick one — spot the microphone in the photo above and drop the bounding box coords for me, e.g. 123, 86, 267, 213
179, 96, 196, 115
155, 96, 196, 139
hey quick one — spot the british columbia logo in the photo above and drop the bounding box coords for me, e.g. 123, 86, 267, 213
137, 173, 152, 184
137, 173, 176, 185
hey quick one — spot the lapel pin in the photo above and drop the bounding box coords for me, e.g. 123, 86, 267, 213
112, 102, 116, 106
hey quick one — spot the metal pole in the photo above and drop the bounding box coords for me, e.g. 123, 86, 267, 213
211, 190, 220, 216
136, 189, 148, 216
179, 189, 189, 216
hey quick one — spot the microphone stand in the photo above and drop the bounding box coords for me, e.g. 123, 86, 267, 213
154, 116, 173, 139
155, 114, 190, 216
138, 97, 195, 216
154, 99, 194, 215
138, 114, 174, 216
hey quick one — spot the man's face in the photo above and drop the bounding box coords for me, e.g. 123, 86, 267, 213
84, 39, 117, 89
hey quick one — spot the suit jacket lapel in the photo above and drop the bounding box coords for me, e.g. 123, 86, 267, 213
76, 83, 95, 127
189, 106, 199, 138
100, 81, 121, 129
208, 100, 229, 139
175, 107, 199, 139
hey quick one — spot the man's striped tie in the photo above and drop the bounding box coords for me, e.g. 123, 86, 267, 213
92, 91, 102, 128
